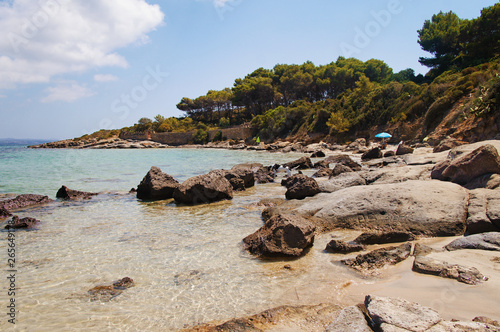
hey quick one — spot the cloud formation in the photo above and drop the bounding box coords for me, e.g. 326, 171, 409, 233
0, 0, 164, 89
41, 81, 95, 103
94, 74, 118, 82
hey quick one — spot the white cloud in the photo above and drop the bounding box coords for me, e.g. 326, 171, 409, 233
0, 0, 164, 89
41, 81, 95, 102
94, 74, 118, 82
213, 0, 231, 8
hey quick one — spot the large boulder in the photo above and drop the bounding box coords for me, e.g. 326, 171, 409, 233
298, 180, 468, 236
396, 144, 414, 155
173, 172, 233, 205
4, 215, 40, 230
361, 147, 382, 161
284, 174, 321, 200
0, 194, 52, 211
242, 213, 316, 258
342, 243, 411, 271
433, 137, 467, 153
445, 232, 500, 251
136, 166, 179, 200
254, 166, 275, 184
283, 156, 313, 170
325, 154, 362, 171
432, 144, 500, 185
412, 256, 488, 285
56, 186, 98, 200
224, 168, 255, 190
465, 189, 500, 234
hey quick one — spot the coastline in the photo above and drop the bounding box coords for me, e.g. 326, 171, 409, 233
3, 139, 500, 331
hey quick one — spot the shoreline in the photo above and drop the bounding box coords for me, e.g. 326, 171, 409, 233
3, 139, 500, 331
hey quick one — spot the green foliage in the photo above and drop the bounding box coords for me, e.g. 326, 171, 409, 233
218, 117, 230, 128
75, 129, 120, 141
193, 129, 208, 144
213, 130, 223, 141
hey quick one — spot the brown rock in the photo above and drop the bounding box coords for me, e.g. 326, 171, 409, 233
173, 172, 233, 205
433, 137, 467, 153
243, 213, 316, 258
283, 156, 313, 170
0, 194, 52, 211
0, 206, 12, 219
473, 316, 500, 327
383, 151, 395, 158
396, 144, 414, 155
313, 159, 331, 169
325, 239, 364, 254
284, 174, 321, 200
136, 166, 179, 200
354, 231, 415, 245
312, 168, 334, 178
88, 277, 135, 302
254, 166, 275, 184
310, 150, 326, 158
342, 243, 411, 271
412, 256, 488, 285
4, 215, 40, 230
325, 154, 362, 171
361, 147, 383, 161
465, 173, 500, 190
56, 186, 98, 200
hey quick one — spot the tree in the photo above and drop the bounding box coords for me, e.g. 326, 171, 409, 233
136, 117, 153, 132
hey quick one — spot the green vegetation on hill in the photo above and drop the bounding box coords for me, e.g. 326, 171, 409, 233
80, 4, 499, 144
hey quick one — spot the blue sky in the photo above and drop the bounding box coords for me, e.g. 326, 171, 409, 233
0, 0, 497, 140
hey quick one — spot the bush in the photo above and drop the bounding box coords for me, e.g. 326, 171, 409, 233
219, 117, 230, 128
213, 130, 223, 141
193, 129, 208, 144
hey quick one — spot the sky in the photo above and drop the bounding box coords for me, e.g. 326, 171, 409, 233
0, 0, 498, 140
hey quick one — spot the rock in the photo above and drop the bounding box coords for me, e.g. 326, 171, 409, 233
363, 156, 406, 168
4, 215, 40, 230
473, 316, 500, 327
326, 154, 362, 171
345, 138, 367, 151
231, 163, 263, 171
0, 194, 52, 211
412, 256, 488, 285
353, 231, 415, 245
445, 232, 500, 251
430, 159, 451, 181
310, 150, 325, 158
136, 166, 180, 200
365, 295, 442, 331
465, 190, 500, 235
325, 305, 372, 332
430, 320, 500, 331
56, 186, 98, 200
313, 159, 330, 169
0, 206, 12, 218
434, 144, 500, 185
88, 277, 134, 302
298, 180, 468, 236
433, 137, 467, 153
312, 168, 334, 178
255, 198, 285, 207
325, 239, 364, 254
254, 166, 275, 184
242, 213, 316, 258
181, 303, 341, 332
316, 172, 366, 193
361, 147, 383, 161
283, 156, 313, 170
384, 150, 395, 158
465, 173, 500, 190
284, 174, 321, 200
331, 164, 354, 177
413, 243, 434, 257
359, 164, 433, 185
342, 243, 411, 271
173, 172, 233, 205
396, 144, 414, 155
226, 168, 255, 189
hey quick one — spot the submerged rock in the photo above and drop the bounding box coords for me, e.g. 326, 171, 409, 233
56, 185, 98, 200
412, 256, 488, 285
173, 171, 233, 205
136, 166, 179, 201
342, 243, 411, 271
243, 213, 316, 258
88, 277, 135, 302
284, 174, 321, 200
325, 239, 364, 254
4, 215, 40, 230
0, 194, 52, 211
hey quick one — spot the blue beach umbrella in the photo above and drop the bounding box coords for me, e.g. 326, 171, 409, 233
375, 132, 392, 139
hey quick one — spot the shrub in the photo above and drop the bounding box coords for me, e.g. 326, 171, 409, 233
193, 129, 208, 144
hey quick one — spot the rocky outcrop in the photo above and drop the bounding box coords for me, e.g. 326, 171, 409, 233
354, 231, 415, 245
283, 156, 313, 170
465, 173, 500, 190
310, 150, 325, 158
173, 172, 233, 205
325, 239, 364, 254
88, 277, 134, 302
136, 166, 179, 200
412, 256, 488, 285
465, 189, 500, 234
254, 166, 275, 184
396, 144, 414, 155
298, 180, 468, 236
242, 213, 316, 258
0, 206, 12, 218
360, 164, 433, 185
312, 168, 334, 178
56, 186, 98, 200
342, 243, 411, 271
0, 194, 52, 211
361, 147, 382, 161
316, 172, 366, 193
445, 232, 500, 251
224, 168, 255, 190
4, 216, 40, 230
326, 154, 362, 171
433, 137, 467, 153
325, 305, 372, 332
284, 174, 321, 200
432, 144, 500, 185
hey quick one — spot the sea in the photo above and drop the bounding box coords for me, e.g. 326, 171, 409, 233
0, 142, 363, 331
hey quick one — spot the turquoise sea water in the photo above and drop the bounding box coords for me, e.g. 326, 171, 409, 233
0, 144, 359, 331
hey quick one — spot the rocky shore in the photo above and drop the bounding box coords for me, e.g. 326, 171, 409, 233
5, 138, 500, 331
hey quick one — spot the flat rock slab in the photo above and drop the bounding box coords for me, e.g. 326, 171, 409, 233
412, 256, 488, 285
325, 305, 372, 332
298, 180, 468, 236
316, 172, 366, 193
342, 243, 411, 271
445, 232, 500, 251
354, 231, 415, 245
0, 194, 52, 211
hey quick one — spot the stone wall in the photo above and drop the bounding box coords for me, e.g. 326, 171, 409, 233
119, 126, 254, 146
